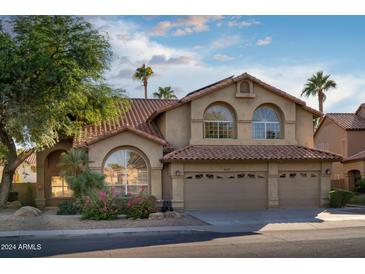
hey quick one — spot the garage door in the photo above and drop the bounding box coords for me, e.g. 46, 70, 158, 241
184, 172, 267, 211
279, 171, 320, 208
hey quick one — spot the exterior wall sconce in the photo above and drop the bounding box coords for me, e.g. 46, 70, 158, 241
325, 169, 331, 176
175, 170, 181, 176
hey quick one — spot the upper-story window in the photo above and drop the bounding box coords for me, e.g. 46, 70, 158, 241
204, 103, 235, 139
252, 106, 282, 139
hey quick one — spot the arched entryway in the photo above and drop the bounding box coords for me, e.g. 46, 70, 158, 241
102, 147, 150, 196
348, 170, 361, 191
44, 149, 72, 204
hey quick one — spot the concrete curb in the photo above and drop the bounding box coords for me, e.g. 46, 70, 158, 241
2, 219, 365, 239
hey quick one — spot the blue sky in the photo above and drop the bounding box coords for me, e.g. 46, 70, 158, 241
87, 16, 365, 113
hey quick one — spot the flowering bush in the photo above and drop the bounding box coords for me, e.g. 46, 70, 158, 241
81, 190, 119, 220
127, 194, 157, 219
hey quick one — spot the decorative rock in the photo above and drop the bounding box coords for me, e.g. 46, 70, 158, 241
148, 212, 164, 220
163, 211, 182, 219
14, 206, 42, 217
7, 200, 22, 209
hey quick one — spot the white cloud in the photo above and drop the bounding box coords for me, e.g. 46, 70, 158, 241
227, 18, 260, 28
241, 64, 365, 112
256, 36, 272, 46
213, 54, 235, 62
212, 35, 242, 49
152, 15, 223, 36
87, 17, 365, 112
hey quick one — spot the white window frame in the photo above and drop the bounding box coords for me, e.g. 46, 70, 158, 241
103, 149, 149, 196
252, 121, 281, 140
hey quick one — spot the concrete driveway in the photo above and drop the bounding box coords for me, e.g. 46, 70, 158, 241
189, 208, 365, 226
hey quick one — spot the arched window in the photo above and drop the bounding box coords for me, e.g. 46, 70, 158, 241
252, 106, 282, 139
204, 103, 235, 139
103, 149, 149, 195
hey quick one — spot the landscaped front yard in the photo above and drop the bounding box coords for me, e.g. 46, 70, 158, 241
0, 208, 205, 231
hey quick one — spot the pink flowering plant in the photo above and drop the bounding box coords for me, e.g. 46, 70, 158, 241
81, 189, 119, 220
126, 194, 157, 219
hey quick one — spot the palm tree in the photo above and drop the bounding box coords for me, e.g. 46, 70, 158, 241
301, 71, 337, 113
133, 64, 154, 99
58, 149, 88, 178
153, 86, 177, 99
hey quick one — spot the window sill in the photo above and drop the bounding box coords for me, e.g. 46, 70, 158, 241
236, 93, 256, 98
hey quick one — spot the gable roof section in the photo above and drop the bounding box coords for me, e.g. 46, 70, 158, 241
73, 99, 177, 148
325, 113, 365, 130
355, 103, 365, 115
343, 149, 365, 162
162, 145, 342, 162
148, 72, 322, 122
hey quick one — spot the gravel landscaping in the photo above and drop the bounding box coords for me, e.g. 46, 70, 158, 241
0, 208, 206, 231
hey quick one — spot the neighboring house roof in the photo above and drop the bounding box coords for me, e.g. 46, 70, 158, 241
73, 99, 177, 148
355, 103, 365, 115
24, 153, 36, 166
148, 72, 322, 122
343, 149, 365, 163
325, 113, 365, 130
162, 145, 342, 162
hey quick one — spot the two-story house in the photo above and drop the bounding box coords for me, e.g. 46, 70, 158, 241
314, 103, 365, 190
35, 72, 341, 210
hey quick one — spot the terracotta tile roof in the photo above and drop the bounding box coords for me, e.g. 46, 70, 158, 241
343, 149, 365, 162
148, 72, 322, 122
24, 153, 36, 165
326, 113, 365, 130
73, 99, 177, 148
356, 103, 365, 114
163, 145, 342, 162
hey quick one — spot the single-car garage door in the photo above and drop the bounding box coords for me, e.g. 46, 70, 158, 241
184, 172, 267, 211
279, 171, 320, 208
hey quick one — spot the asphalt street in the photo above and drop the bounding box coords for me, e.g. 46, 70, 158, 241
1, 226, 365, 257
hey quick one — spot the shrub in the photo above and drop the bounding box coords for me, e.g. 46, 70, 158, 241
349, 195, 365, 205
329, 189, 354, 208
114, 196, 132, 215
127, 194, 157, 219
81, 190, 118, 220
355, 178, 365, 193
67, 170, 106, 199
57, 200, 78, 215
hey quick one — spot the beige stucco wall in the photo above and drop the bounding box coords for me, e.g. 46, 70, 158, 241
0, 164, 36, 184
296, 106, 314, 148
87, 131, 164, 199
347, 131, 365, 158
158, 103, 191, 148
161, 81, 315, 147
314, 118, 347, 180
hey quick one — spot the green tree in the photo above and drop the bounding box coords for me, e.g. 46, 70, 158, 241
0, 16, 127, 207
301, 71, 337, 113
58, 149, 88, 178
133, 64, 154, 99
153, 86, 177, 99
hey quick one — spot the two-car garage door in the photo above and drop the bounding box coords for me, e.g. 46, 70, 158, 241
184, 170, 320, 211
184, 172, 267, 211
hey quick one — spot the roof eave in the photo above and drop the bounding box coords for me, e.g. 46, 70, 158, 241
73, 126, 167, 148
